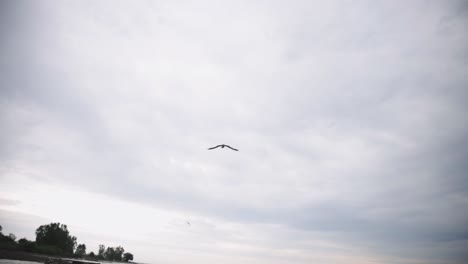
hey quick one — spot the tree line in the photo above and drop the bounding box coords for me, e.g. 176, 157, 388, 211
0, 223, 133, 262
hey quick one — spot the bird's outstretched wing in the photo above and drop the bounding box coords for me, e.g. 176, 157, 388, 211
208, 145, 222, 150
225, 145, 239, 151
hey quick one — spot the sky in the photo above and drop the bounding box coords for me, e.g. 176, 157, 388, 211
1, 0, 468, 263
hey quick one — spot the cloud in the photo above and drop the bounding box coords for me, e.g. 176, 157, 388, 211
1, 1, 468, 263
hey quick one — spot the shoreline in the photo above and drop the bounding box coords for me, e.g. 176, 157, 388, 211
0, 250, 101, 264
0, 250, 52, 263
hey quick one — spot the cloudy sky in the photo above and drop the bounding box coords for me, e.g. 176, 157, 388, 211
1, 1, 468, 263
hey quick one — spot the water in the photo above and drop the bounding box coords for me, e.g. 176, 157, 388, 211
0, 260, 42, 264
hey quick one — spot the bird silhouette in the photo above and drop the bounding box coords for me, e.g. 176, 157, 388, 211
208, 144, 238, 151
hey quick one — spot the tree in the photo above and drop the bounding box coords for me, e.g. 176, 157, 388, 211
75, 243, 86, 258
114, 246, 125, 261
18, 238, 36, 252
0, 227, 18, 250
0, 229, 15, 243
102, 246, 125, 261
98, 244, 106, 259
105, 247, 115, 260
35, 223, 77, 255
8, 233, 16, 241
123, 252, 134, 262
88, 251, 96, 258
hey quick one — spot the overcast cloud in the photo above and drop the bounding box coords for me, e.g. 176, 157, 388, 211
1, 1, 468, 264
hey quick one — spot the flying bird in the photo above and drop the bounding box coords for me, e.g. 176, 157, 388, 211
208, 144, 238, 151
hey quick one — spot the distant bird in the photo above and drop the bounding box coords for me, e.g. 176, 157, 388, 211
187, 221, 191, 227
208, 144, 238, 151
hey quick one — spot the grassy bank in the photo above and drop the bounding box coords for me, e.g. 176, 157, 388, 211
0, 249, 55, 263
